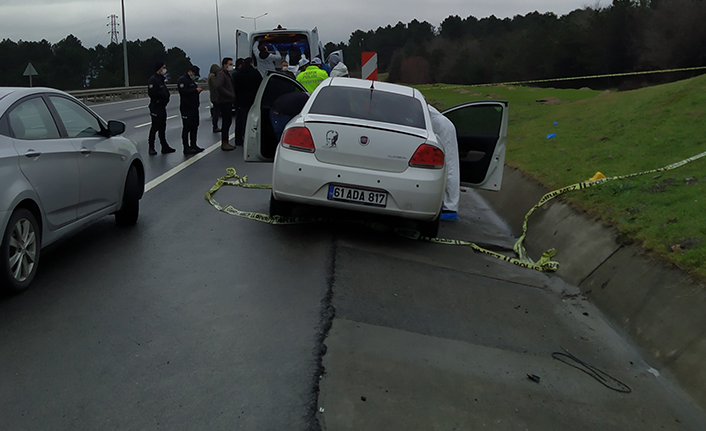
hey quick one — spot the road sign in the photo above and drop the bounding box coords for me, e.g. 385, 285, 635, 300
362, 52, 377, 81
23, 63, 38, 87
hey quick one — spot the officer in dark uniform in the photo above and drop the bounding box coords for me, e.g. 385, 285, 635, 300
178, 65, 205, 155
147, 60, 176, 155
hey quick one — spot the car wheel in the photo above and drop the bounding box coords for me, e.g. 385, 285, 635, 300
1, 208, 41, 293
269, 193, 294, 217
115, 165, 140, 226
417, 214, 440, 238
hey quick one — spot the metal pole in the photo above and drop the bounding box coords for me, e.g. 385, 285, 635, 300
241, 13, 267, 32
215, 0, 222, 61
121, 0, 129, 87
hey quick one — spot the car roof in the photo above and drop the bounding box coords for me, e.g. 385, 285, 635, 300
321, 77, 423, 99
0, 87, 68, 101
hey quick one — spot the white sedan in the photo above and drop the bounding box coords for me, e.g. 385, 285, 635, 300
244, 75, 508, 237
0, 87, 144, 292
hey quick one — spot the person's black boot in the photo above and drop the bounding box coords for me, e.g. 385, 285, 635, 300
161, 144, 176, 154
148, 144, 157, 156
191, 145, 205, 153
183, 147, 199, 155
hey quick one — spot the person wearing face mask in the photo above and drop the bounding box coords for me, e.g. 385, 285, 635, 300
178, 65, 205, 155
215, 57, 236, 151
147, 60, 176, 155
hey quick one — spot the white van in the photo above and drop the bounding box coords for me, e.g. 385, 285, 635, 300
235, 26, 325, 73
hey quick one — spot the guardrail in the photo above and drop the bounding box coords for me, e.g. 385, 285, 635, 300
68, 83, 207, 104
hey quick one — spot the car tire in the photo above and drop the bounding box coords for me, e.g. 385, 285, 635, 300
115, 165, 140, 226
1, 208, 41, 293
417, 214, 440, 238
269, 193, 294, 217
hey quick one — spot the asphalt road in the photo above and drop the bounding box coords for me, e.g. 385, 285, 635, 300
1, 93, 705, 430
0, 93, 332, 430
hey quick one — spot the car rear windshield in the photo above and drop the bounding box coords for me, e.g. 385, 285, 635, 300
308, 86, 426, 129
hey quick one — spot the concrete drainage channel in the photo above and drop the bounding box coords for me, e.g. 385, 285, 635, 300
478, 166, 706, 411
308, 167, 706, 430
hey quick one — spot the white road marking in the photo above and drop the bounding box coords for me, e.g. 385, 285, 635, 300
145, 134, 235, 193
134, 114, 179, 129
125, 105, 148, 111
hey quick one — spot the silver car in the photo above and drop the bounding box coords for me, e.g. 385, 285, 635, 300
244, 74, 508, 236
0, 87, 144, 293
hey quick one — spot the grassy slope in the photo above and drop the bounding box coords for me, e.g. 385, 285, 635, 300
417, 78, 706, 280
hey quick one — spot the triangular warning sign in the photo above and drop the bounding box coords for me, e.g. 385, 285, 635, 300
23, 63, 38, 76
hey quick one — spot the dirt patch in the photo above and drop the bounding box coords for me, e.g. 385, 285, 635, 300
671, 238, 705, 253
485, 94, 503, 99
598, 90, 612, 96
579, 87, 592, 91
645, 178, 677, 193
536, 97, 563, 105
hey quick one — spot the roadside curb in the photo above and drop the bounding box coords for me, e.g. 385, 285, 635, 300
478, 166, 706, 409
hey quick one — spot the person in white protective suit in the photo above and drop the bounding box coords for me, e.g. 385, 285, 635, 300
254, 41, 282, 77
428, 105, 460, 221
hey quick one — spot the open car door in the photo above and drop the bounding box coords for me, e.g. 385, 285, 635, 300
244, 73, 307, 162
235, 30, 249, 60
442, 101, 508, 191
325, 49, 344, 64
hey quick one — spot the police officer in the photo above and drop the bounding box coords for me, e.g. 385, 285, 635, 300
296, 57, 329, 92
147, 60, 176, 155
178, 65, 205, 155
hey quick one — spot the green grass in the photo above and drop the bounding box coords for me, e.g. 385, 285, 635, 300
416, 77, 706, 280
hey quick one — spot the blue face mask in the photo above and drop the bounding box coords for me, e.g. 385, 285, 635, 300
191, 75, 198, 81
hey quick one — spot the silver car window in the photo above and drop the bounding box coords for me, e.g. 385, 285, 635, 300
49, 96, 102, 138
309, 86, 426, 129
7, 97, 61, 140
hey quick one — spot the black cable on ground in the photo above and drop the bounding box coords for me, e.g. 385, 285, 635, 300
552, 348, 632, 394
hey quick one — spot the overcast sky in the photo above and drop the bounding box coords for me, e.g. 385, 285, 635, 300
1, 0, 601, 77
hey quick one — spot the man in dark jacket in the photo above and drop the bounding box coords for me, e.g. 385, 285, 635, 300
147, 60, 176, 155
233, 57, 262, 146
214, 57, 236, 151
178, 65, 204, 155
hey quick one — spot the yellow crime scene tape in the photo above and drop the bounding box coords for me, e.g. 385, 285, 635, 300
205, 150, 706, 273
416, 65, 706, 91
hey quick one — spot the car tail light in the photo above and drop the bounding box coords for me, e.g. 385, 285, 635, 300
282, 127, 315, 153
409, 143, 444, 169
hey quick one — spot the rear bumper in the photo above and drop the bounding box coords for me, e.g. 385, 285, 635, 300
272, 146, 445, 221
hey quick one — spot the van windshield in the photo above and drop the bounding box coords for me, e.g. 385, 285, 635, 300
253, 34, 310, 67
309, 86, 426, 129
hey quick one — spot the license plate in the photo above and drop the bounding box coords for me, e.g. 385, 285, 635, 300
327, 185, 387, 207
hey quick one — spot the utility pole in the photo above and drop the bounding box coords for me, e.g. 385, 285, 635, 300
121, 0, 129, 87
215, 0, 222, 62
108, 14, 120, 45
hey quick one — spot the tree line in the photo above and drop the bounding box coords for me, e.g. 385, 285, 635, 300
0, 35, 191, 90
325, 0, 706, 89
2, 0, 705, 91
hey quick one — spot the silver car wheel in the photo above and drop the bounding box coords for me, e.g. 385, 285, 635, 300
8, 218, 37, 283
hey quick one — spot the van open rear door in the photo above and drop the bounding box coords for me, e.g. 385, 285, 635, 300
310, 27, 322, 60
235, 30, 249, 60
